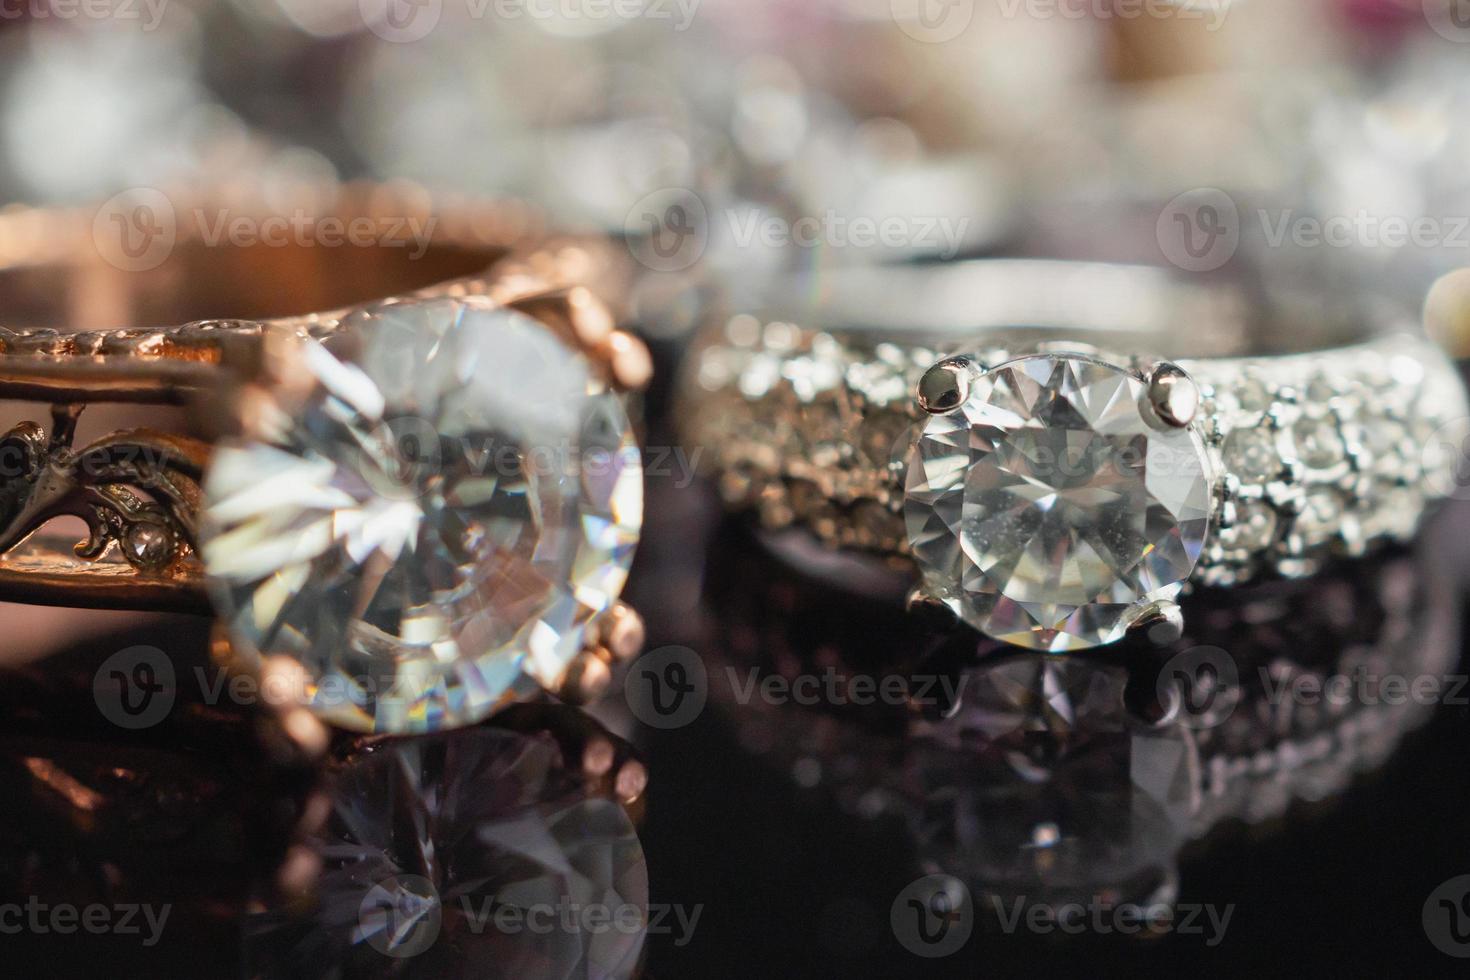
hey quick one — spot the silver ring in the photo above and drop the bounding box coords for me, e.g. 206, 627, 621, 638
681, 260, 1470, 653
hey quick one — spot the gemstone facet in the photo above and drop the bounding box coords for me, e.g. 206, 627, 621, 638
202, 297, 643, 732
242, 727, 648, 977
903, 353, 1213, 651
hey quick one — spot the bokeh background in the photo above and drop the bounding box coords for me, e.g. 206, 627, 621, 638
4, 1, 1470, 977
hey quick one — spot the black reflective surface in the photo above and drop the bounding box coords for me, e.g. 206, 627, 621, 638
2, 419, 1469, 979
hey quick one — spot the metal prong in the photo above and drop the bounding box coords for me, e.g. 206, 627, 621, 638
917, 356, 975, 415
906, 584, 961, 632
1147, 363, 1200, 428
507, 287, 611, 349
506, 286, 651, 392
560, 601, 646, 704
604, 330, 654, 392
1130, 598, 1184, 645
591, 600, 646, 663
559, 650, 613, 705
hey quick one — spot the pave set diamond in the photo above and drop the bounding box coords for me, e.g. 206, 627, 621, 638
687, 318, 1468, 651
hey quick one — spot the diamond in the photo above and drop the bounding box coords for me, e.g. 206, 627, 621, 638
1223, 427, 1280, 482
904, 353, 1213, 651
1235, 376, 1272, 412
201, 297, 643, 732
1227, 499, 1279, 552
1295, 487, 1345, 542
1292, 417, 1346, 469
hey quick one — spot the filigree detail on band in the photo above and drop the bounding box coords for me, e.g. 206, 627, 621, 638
0, 404, 206, 576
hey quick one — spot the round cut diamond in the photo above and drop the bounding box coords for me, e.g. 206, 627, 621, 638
201, 297, 642, 732
904, 353, 1213, 651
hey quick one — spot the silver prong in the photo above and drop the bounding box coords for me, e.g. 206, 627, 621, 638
1147, 363, 1200, 428
917, 357, 975, 415
1130, 598, 1184, 645
906, 584, 961, 632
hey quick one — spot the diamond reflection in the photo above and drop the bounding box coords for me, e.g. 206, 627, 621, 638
244, 726, 648, 979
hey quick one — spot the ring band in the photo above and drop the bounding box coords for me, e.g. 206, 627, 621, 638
683, 259, 1469, 652
0, 187, 649, 733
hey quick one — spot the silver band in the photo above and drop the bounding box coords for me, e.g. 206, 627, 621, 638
683, 260, 1468, 591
